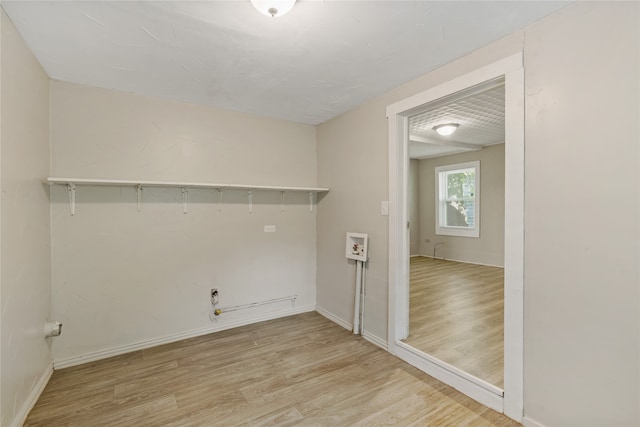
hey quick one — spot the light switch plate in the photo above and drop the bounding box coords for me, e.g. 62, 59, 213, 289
380, 201, 389, 216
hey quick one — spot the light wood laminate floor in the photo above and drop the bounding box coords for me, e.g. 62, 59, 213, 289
25, 312, 519, 426
404, 257, 504, 388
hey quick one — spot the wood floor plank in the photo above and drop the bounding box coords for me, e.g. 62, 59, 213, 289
404, 257, 505, 387
25, 311, 518, 426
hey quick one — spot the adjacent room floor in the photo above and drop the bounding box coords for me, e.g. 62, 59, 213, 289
404, 257, 504, 388
26, 312, 517, 426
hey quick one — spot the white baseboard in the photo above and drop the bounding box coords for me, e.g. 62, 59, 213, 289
416, 254, 503, 268
315, 307, 388, 350
315, 306, 352, 331
362, 330, 388, 350
54, 305, 315, 369
12, 362, 53, 427
522, 416, 546, 427
395, 341, 503, 413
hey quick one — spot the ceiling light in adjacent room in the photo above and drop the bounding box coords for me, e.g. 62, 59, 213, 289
251, 0, 296, 17
433, 123, 460, 136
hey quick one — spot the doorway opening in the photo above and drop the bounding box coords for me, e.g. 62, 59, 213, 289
405, 78, 506, 389
387, 53, 524, 421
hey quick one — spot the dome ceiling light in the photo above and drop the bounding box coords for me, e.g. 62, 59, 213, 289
433, 123, 460, 136
250, 0, 296, 17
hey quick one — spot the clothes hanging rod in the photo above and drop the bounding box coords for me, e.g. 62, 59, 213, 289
46, 177, 329, 193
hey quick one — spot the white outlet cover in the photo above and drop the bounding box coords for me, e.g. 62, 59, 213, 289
264, 225, 276, 232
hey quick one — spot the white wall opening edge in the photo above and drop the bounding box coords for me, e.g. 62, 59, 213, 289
386, 53, 524, 422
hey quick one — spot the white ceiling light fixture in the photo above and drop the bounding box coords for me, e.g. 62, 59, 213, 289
250, 0, 296, 17
433, 123, 460, 136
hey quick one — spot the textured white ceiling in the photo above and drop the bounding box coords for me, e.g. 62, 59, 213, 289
2, 1, 570, 125
409, 81, 505, 159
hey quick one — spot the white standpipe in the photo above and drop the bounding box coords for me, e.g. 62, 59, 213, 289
353, 260, 363, 335
346, 232, 368, 336
361, 260, 366, 334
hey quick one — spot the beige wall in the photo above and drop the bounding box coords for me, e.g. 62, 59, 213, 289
0, 9, 52, 427
317, 19, 523, 355
418, 144, 505, 266
316, 2, 639, 426
0, 2, 637, 426
522, 3, 639, 426
50, 82, 319, 365
316, 99, 391, 336
408, 159, 419, 256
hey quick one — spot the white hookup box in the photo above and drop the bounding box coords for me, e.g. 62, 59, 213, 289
346, 232, 368, 261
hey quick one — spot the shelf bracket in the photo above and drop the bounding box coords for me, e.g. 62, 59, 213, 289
248, 191, 254, 214
280, 191, 285, 212
136, 185, 143, 212
309, 191, 314, 213
217, 189, 224, 212
67, 183, 76, 216
181, 187, 188, 214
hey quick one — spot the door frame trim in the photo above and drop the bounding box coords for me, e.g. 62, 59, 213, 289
386, 53, 524, 421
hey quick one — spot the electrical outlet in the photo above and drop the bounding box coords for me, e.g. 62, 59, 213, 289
210, 289, 219, 305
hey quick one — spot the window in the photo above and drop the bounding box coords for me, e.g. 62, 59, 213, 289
435, 161, 480, 238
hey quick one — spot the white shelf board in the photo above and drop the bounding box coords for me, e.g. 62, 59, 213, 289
47, 178, 329, 193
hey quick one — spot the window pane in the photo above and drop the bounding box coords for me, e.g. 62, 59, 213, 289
446, 171, 465, 199
444, 168, 475, 228
435, 161, 480, 237
445, 202, 469, 227
464, 200, 475, 227
446, 169, 475, 201
444, 200, 475, 228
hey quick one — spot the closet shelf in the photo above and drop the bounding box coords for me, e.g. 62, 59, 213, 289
46, 177, 329, 193
47, 177, 329, 216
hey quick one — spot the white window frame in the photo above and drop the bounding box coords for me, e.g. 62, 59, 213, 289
435, 161, 480, 238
